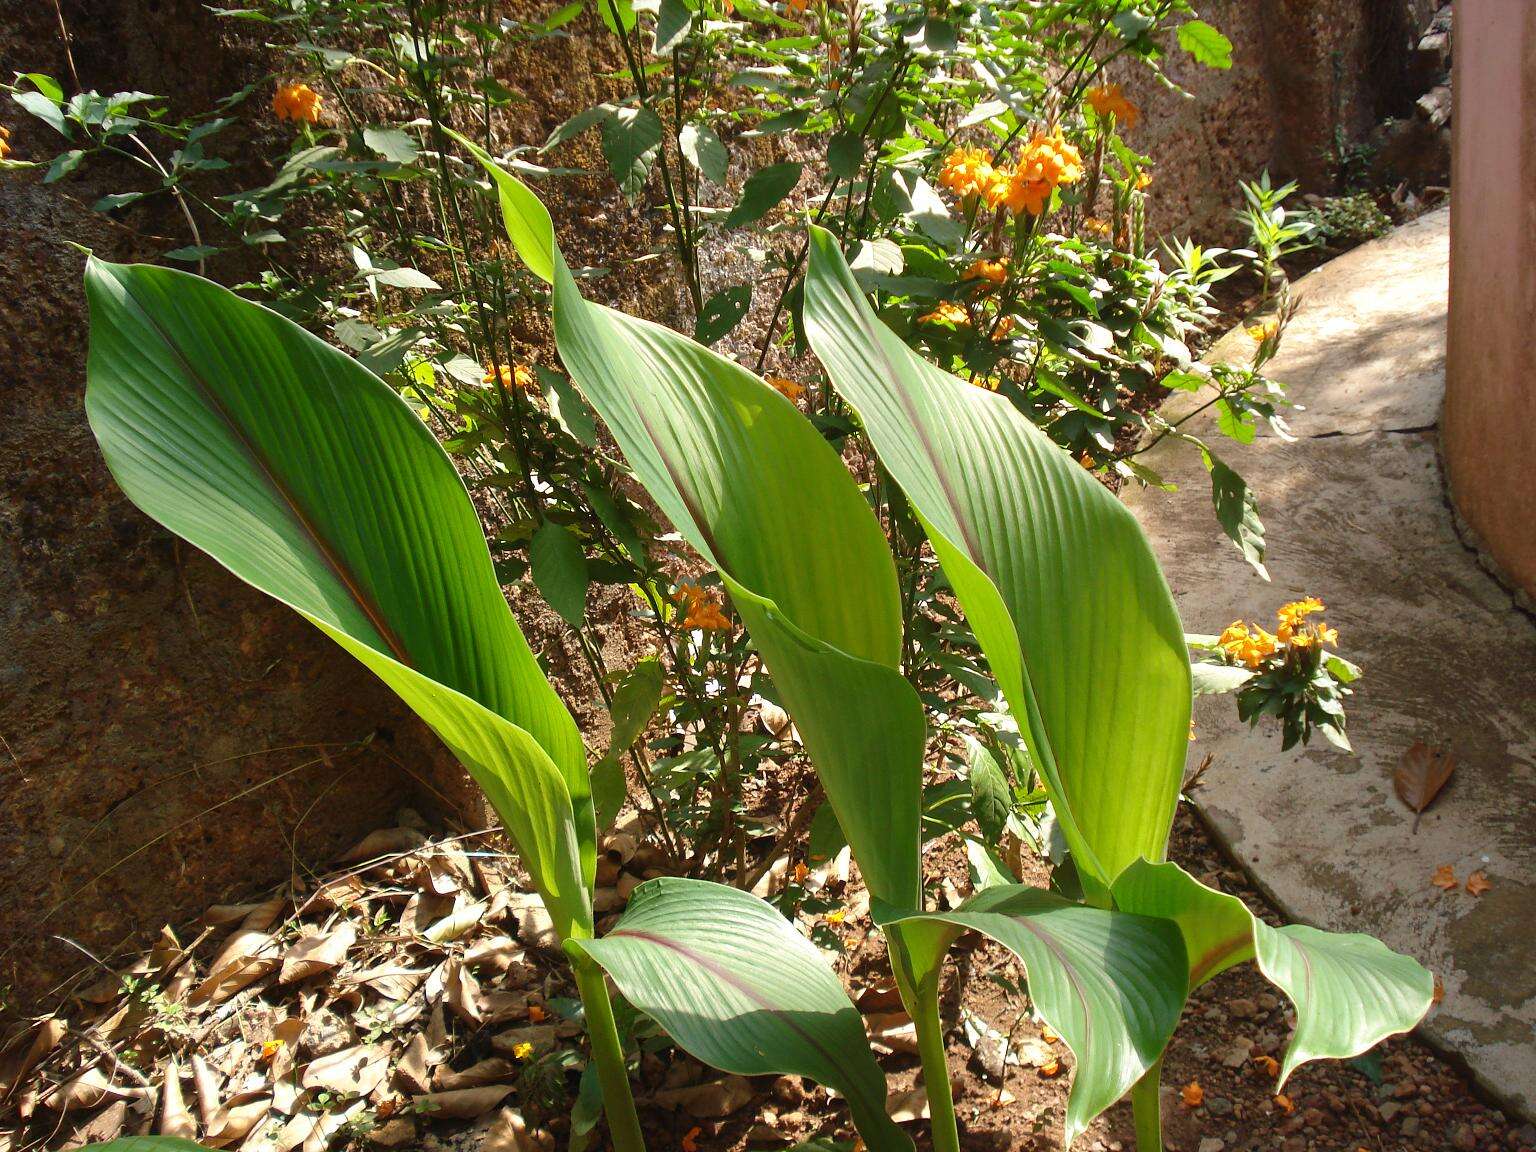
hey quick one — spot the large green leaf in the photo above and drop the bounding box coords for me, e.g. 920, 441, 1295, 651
461, 139, 926, 916
573, 879, 912, 1152
1112, 859, 1434, 1084
804, 228, 1191, 899
84, 259, 595, 939
889, 885, 1187, 1147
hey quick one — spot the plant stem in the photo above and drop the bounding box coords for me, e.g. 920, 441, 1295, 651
1131, 1057, 1164, 1152
890, 938, 960, 1152
573, 957, 648, 1152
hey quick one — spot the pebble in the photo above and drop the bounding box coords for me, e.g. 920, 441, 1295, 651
1206, 1096, 1234, 1117
1227, 997, 1258, 1019
1452, 1124, 1477, 1151
1402, 1116, 1422, 1137
1255, 992, 1279, 1012
1380, 1101, 1403, 1122
1197, 1139, 1225, 1152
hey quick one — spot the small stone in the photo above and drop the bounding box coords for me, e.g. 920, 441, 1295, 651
1255, 993, 1280, 1012
1380, 1101, 1403, 1122
1197, 1139, 1225, 1152
1221, 1042, 1251, 1069
1452, 1124, 1477, 1151
1206, 1096, 1234, 1117
1227, 998, 1259, 1019
1393, 1081, 1419, 1099
1401, 1117, 1422, 1138
1302, 1107, 1325, 1128
1282, 1138, 1306, 1152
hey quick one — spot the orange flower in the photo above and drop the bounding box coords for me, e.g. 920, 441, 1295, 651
786, 0, 809, 12
527, 1003, 547, 1023
962, 258, 1008, 288
273, 81, 323, 124
765, 375, 807, 402
988, 130, 1083, 216
792, 861, 808, 884
1431, 864, 1457, 890
989, 315, 1016, 342
1135, 170, 1153, 190
1275, 597, 1323, 641
825, 908, 846, 924
1083, 215, 1112, 237
1180, 1081, 1204, 1108
1274, 1093, 1295, 1114
1037, 1057, 1062, 1079
1253, 1054, 1280, 1077
677, 583, 731, 631
682, 1127, 702, 1152
917, 301, 970, 327
1217, 621, 1278, 669
938, 146, 999, 200
1246, 317, 1280, 343
484, 363, 538, 393
1466, 870, 1493, 896
0, 125, 12, 162
1086, 83, 1139, 129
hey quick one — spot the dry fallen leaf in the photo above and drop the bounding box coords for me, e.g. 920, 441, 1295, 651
414, 1085, 515, 1120
1466, 870, 1493, 897
68, 1098, 129, 1145
886, 1086, 929, 1124
653, 1075, 756, 1118
866, 1012, 918, 1056
40, 1066, 147, 1112
2, 1017, 65, 1101
1395, 742, 1456, 830
433, 1057, 516, 1092
280, 922, 357, 984
158, 1059, 197, 1139
205, 1092, 271, 1146
1431, 864, 1458, 890
480, 1107, 538, 1152
302, 1044, 391, 1098
342, 826, 428, 862
1180, 1081, 1204, 1108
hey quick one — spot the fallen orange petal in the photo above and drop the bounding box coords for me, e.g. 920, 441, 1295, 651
1466, 870, 1492, 897
1180, 1081, 1203, 1108
1431, 864, 1458, 890
1252, 1054, 1280, 1077
682, 1126, 701, 1152
1273, 1093, 1295, 1114
1037, 1057, 1062, 1079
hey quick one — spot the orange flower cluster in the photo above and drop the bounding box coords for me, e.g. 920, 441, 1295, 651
1276, 596, 1338, 647
1217, 621, 1278, 670
987, 130, 1084, 215
917, 301, 970, 327
937, 146, 999, 200
273, 81, 323, 124
0, 125, 12, 162
1219, 596, 1339, 669
939, 132, 1083, 217
484, 363, 538, 393
962, 258, 1008, 289
765, 375, 806, 402
1086, 83, 1139, 129
676, 582, 731, 631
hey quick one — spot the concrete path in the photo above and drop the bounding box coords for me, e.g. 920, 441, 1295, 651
1125, 208, 1536, 1121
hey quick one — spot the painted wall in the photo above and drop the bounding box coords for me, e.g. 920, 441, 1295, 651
1443, 2, 1536, 600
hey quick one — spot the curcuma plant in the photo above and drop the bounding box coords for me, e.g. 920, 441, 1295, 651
82, 255, 909, 1152
466, 147, 1435, 1151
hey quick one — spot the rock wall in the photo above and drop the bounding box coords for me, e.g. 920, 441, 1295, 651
1127, 0, 1426, 241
